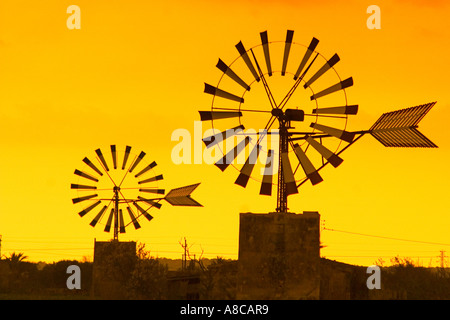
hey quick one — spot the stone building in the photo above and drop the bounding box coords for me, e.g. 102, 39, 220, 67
237, 211, 320, 299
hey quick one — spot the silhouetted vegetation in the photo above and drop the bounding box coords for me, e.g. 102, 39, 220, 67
380, 257, 450, 300
0, 244, 236, 299
1, 249, 449, 299
0, 252, 93, 299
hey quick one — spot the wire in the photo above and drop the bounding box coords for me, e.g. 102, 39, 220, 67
323, 227, 450, 247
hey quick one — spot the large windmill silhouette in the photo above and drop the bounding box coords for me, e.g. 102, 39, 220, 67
199, 30, 437, 212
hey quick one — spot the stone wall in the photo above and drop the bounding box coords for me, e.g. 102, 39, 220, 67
237, 211, 320, 299
92, 240, 137, 299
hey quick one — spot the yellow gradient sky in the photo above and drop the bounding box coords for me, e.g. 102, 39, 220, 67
0, 0, 449, 266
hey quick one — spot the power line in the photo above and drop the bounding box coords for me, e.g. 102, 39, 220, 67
323, 227, 450, 247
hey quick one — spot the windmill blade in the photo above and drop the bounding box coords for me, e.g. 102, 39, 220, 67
216, 59, 251, 91
139, 188, 165, 194
313, 105, 358, 115
129, 151, 146, 173
119, 209, 126, 233
74, 169, 99, 183
215, 136, 251, 172
137, 196, 162, 209
303, 54, 340, 89
133, 202, 153, 221
95, 148, 109, 171
72, 194, 98, 204
306, 136, 343, 168
135, 161, 157, 178
310, 123, 355, 143
199, 110, 242, 121
90, 206, 107, 227
280, 152, 298, 195
164, 183, 202, 207
293, 143, 323, 186
235, 144, 261, 188
122, 146, 132, 170
310, 77, 353, 100
281, 30, 294, 76
260, 149, 275, 196
138, 174, 163, 184
126, 206, 141, 230
294, 37, 319, 80
203, 125, 245, 148
110, 145, 117, 169
204, 83, 244, 103
104, 209, 114, 233
260, 31, 272, 76
369, 102, 438, 148
235, 41, 260, 82
78, 200, 101, 217
71, 184, 97, 190
83, 157, 103, 176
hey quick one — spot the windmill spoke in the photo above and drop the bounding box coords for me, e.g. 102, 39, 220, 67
277, 52, 319, 112
95, 156, 117, 187
250, 48, 277, 110
118, 153, 137, 188
304, 113, 347, 119
213, 107, 271, 114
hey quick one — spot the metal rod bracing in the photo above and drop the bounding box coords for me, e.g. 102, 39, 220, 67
296, 132, 367, 188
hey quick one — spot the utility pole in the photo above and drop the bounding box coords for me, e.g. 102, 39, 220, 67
0, 235, 2, 260
180, 237, 188, 270
438, 250, 448, 268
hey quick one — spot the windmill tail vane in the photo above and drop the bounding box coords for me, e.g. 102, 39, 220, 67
367, 101, 438, 148
295, 101, 437, 183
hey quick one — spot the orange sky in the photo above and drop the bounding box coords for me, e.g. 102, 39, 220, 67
0, 0, 449, 267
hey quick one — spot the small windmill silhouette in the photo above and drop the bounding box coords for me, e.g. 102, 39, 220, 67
71, 144, 202, 241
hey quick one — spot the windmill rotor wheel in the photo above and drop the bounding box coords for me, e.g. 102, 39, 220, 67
71, 144, 165, 240
199, 30, 358, 212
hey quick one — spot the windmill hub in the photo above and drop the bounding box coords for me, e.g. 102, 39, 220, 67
113, 186, 120, 192
271, 108, 305, 122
